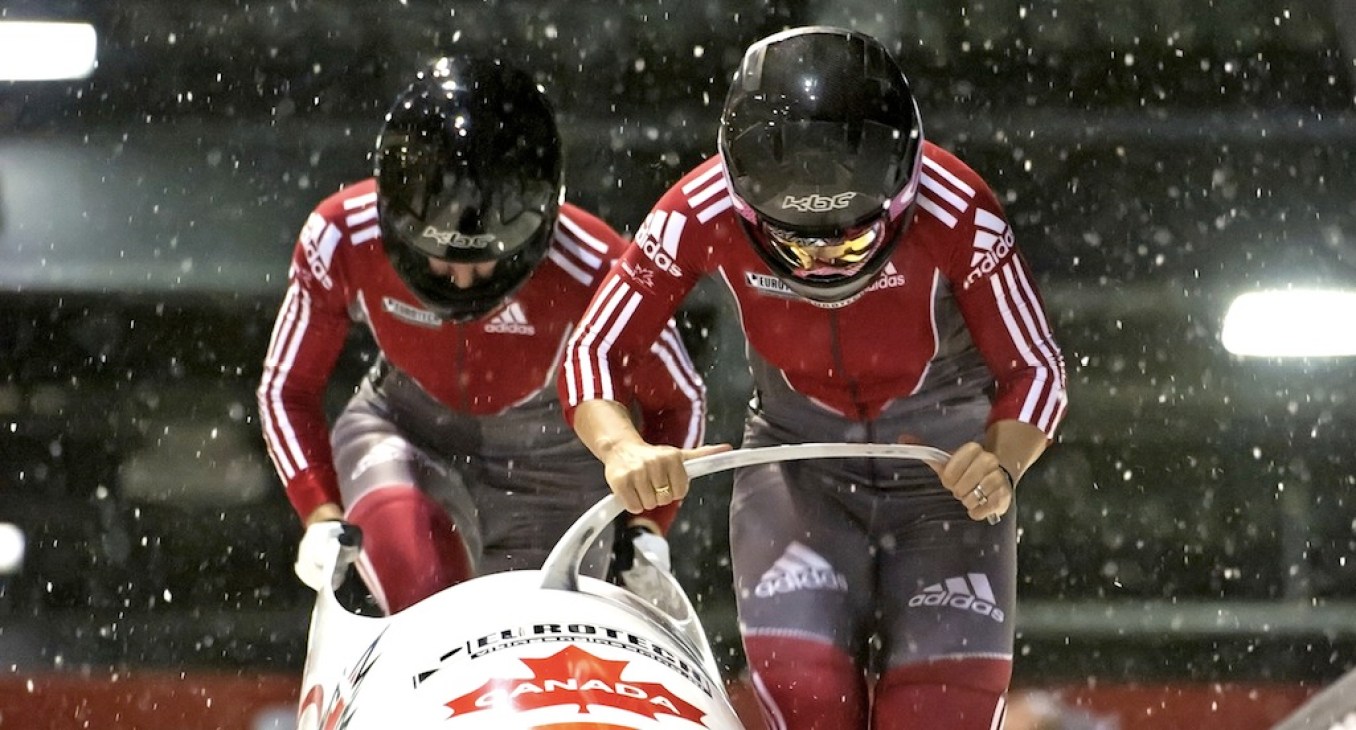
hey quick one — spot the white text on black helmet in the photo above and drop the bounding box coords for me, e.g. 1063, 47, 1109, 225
421, 225, 495, 250
780, 192, 857, 212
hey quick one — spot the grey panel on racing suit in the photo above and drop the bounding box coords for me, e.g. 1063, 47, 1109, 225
333, 367, 614, 578
730, 454, 1015, 671
732, 352, 1014, 670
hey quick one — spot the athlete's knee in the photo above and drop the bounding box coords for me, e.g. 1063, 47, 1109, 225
347, 485, 473, 613
348, 485, 451, 533
744, 634, 867, 730
873, 657, 1012, 730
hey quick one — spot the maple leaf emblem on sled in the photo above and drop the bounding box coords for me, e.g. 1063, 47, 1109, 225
444, 644, 709, 727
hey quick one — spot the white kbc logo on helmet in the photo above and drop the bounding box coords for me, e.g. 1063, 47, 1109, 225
421, 225, 494, 250
780, 192, 857, 212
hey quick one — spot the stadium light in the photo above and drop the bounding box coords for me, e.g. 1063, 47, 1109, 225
0, 21, 98, 81
0, 522, 24, 575
1221, 288, 1356, 358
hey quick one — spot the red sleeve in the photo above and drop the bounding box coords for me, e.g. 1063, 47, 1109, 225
560, 191, 713, 536
256, 210, 353, 521
941, 178, 1067, 438
633, 502, 682, 535
560, 186, 708, 424
626, 317, 705, 449
622, 317, 707, 533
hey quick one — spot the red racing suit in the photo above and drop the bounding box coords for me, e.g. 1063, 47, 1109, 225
563, 145, 1064, 435
259, 178, 705, 534
562, 143, 1067, 728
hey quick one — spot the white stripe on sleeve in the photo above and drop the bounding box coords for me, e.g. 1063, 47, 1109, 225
558, 214, 610, 255
991, 262, 1064, 434
651, 325, 706, 447
566, 276, 631, 403
259, 282, 313, 478
1008, 263, 1069, 432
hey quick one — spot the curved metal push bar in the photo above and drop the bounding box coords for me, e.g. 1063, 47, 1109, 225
540, 442, 953, 593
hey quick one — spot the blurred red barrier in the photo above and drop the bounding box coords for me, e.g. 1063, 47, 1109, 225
0, 672, 1320, 730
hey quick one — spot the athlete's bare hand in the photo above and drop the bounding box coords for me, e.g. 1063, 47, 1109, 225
603, 442, 731, 513
929, 442, 1013, 522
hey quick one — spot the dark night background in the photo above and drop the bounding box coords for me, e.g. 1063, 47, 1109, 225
2, 1, 1356, 727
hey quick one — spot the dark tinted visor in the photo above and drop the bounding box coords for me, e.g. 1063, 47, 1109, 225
724, 117, 909, 234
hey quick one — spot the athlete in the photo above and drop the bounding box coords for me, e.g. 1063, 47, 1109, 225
562, 27, 1068, 729
257, 56, 708, 615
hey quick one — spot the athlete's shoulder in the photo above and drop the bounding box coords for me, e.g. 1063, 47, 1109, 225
920, 143, 989, 188
557, 203, 626, 252
548, 203, 625, 287
291, 178, 383, 292
310, 178, 380, 232
301, 178, 382, 253
908, 143, 1017, 289
626, 156, 739, 281
912, 142, 1004, 234
658, 156, 735, 225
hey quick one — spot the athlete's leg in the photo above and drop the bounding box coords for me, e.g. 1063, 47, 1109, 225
345, 484, 473, 614
732, 461, 874, 730
744, 634, 868, 730
331, 398, 479, 614
873, 657, 1011, 730
872, 489, 1016, 730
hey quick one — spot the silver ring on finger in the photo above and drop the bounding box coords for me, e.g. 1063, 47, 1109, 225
968, 484, 987, 503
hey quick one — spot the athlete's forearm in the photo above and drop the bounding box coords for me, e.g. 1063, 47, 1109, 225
573, 398, 651, 462
573, 396, 681, 530
574, 398, 731, 515
983, 419, 1049, 485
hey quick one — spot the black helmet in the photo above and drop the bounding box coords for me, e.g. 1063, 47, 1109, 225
376, 56, 563, 322
719, 27, 924, 305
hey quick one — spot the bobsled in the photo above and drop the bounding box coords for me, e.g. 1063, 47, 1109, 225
294, 443, 948, 730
